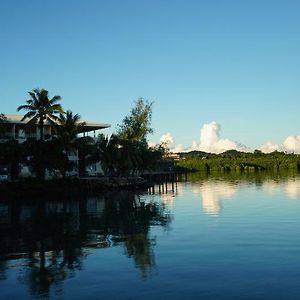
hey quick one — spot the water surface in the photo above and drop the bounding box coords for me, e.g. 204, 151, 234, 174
1, 172, 300, 299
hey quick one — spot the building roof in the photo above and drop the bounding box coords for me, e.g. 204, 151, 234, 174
3, 114, 111, 133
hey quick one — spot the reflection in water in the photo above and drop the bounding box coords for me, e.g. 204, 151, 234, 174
0, 192, 170, 298
284, 179, 300, 200
160, 193, 176, 207
1, 172, 300, 299
191, 182, 237, 216
149, 181, 177, 207
262, 178, 300, 200
185, 172, 300, 216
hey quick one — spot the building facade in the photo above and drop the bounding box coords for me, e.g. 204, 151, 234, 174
0, 114, 110, 179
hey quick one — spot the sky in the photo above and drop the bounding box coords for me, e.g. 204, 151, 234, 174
1, 0, 300, 152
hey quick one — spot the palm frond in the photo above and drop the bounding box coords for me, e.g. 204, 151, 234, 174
21, 111, 38, 122
28, 91, 38, 102
49, 95, 62, 105
49, 104, 64, 113
23, 116, 38, 125
17, 105, 34, 112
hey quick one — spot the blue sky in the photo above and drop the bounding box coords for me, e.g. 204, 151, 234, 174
1, 0, 300, 150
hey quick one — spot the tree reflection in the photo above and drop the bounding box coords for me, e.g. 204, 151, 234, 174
0, 192, 171, 298
84, 192, 169, 278
186, 169, 299, 186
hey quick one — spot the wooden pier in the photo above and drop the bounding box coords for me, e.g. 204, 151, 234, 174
141, 171, 188, 195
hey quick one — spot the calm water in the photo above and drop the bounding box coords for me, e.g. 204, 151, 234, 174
1, 172, 300, 299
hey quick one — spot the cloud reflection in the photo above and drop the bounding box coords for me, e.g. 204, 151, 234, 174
262, 179, 300, 200
160, 193, 175, 207
191, 181, 237, 216
284, 180, 300, 200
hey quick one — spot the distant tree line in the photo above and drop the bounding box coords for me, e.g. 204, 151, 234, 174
176, 149, 300, 172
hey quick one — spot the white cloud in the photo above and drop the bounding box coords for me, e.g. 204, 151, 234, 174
283, 136, 300, 153
153, 121, 248, 153
149, 133, 186, 153
260, 135, 300, 154
152, 122, 300, 154
191, 121, 247, 154
159, 133, 174, 148
172, 143, 185, 153
260, 142, 281, 153
148, 141, 156, 148
158, 133, 185, 153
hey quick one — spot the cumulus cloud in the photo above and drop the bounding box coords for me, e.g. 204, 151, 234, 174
150, 121, 248, 153
151, 121, 300, 154
191, 121, 248, 154
159, 133, 174, 148
260, 142, 281, 153
158, 132, 185, 153
260, 135, 300, 154
172, 143, 185, 153
148, 141, 156, 148
283, 136, 300, 153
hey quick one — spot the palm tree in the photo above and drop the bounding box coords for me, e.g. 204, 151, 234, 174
17, 89, 64, 141
53, 110, 86, 177
0, 113, 7, 122
0, 113, 7, 136
75, 136, 94, 177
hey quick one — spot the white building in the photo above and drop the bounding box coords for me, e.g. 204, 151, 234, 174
0, 114, 110, 179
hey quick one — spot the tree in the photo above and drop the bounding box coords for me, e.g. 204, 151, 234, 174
75, 136, 95, 177
17, 89, 64, 141
0, 113, 7, 122
0, 113, 7, 136
92, 134, 119, 175
0, 140, 23, 180
54, 111, 85, 147
117, 98, 153, 143
53, 110, 86, 177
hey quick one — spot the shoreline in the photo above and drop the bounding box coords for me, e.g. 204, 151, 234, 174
0, 177, 154, 199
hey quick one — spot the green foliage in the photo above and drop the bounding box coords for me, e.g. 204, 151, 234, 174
17, 89, 64, 141
0, 113, 7, 122
88, 99, 163, 176
23, 139, 65, 178
2, 92, 162, 180
75, 136, 95, 177
52, 111, 86, 177
0, 139, 23, 179
186, 169, 298, 184
176, 150, 300, 172
117, 98, 153, 142
91, 133, 164, 176
0, 113, 8, 136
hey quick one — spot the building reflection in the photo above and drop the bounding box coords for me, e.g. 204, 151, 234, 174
0, 192, 171, 297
